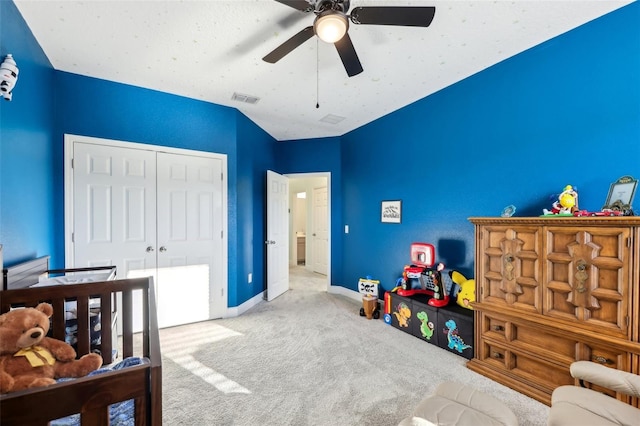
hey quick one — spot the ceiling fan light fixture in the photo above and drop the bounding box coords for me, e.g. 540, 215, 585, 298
314, 11, 348, 43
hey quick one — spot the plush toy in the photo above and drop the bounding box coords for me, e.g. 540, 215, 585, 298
450, 271, 475, 310
0, 302, 103, 394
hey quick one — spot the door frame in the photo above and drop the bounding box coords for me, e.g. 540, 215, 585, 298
285, 172, 331, 292
63, 133, 229, 312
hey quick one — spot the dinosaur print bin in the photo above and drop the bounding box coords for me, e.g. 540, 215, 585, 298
436, 305, 474, 360
410, 294, 440, 346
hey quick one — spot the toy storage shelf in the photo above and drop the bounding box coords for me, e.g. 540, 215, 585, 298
467, 216, 640, 407
388, 292, 474, 360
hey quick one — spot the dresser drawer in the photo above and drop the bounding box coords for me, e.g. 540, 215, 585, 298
579, 343, 631, 399
480, 312, 583, 365
481, 315, 507, 341
477, 340, 574, 395
581, 343, 627, 370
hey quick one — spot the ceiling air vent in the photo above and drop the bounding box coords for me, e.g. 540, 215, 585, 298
320, 114, 345, 124
231, 92, 260, 105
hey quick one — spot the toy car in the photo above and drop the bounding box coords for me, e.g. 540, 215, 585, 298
573, 209, 623, 217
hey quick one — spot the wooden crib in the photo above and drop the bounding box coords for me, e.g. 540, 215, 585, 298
0, 275, 162, 425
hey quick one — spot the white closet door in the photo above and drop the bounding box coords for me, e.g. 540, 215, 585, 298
156, 152, 224, 328
73, 142, 157, 278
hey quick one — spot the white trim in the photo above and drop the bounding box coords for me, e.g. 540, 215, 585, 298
224, 291, 265, 318
285, 172, 331, 293
327, 285, 361, 303
63, 133, 229, 317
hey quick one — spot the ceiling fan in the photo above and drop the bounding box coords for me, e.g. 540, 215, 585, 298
263, 0, 436, 77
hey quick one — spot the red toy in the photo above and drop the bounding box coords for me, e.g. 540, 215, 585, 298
573, 209, 622, 217
396, 243, 450, 307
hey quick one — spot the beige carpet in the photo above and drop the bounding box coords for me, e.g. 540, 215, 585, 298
159, 266, 549, 425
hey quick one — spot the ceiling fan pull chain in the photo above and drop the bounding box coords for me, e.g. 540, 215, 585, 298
316, 38, 319, 108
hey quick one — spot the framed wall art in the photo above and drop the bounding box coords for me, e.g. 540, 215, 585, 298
381, 200, 402, 223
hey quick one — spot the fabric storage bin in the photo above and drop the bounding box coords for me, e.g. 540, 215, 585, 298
436, 304, 474, 359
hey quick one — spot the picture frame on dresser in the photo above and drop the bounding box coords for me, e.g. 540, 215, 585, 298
602, 175, 637, 212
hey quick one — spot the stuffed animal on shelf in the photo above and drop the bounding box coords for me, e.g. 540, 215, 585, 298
450, 270, 475, 310
0, 302, 103, 394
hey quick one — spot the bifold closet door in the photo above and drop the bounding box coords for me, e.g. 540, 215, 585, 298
73, 142, 225, 329
156, 152, 225, 328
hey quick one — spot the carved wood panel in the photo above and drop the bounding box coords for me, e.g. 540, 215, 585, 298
544, 226, 629, 336
479, 225, 540, 312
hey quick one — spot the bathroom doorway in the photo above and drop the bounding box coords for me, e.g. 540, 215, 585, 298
287, 173, 330, 290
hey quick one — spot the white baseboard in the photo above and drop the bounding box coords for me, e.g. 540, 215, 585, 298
327, 285, 362, 302
224, 291, 264, 318
225, 285, 366, 318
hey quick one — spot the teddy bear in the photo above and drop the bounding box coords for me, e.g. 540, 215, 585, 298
0, 302, 103, 394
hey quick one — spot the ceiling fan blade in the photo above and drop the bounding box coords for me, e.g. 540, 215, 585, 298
334, 33, 363, 77
350, 6, 436, 27
273, 0, 314, 13
263, 26, 315, 63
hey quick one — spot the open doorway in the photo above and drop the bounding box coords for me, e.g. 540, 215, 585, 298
287, 173, 330, 291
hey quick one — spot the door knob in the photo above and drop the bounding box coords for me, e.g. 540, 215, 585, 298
264, 240, 276, 245
146, 246, 154, 252
159, 246, 167, 253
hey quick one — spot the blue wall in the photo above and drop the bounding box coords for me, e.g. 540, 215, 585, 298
0, 0, 56, 266
339, 2, 640, 292
2, 0, 639, 307
236, 112, 278, 306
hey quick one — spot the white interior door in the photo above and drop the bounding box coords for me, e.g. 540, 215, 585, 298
312, 186, 328, 275
156, 152, 225, 328
72, 142, 158, 278
266, 170, 289, 301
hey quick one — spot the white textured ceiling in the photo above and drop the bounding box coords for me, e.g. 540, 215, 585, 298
14, 0, 633, 141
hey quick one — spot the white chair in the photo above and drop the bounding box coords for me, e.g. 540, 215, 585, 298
548, 361, 640, 426
398, 381, 518, 426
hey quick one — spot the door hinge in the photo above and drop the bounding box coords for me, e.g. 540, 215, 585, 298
626, 316, 630, 326
71, 158, 74, 169
221, 230, 224, 239
221, 288, 224, 297
71, 232, 75, 243
221, 172, 223, 181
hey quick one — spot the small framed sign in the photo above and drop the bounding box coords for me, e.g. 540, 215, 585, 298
381, 200, 401, 223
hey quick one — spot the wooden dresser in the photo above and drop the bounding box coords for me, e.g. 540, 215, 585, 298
467, 217, 640, 406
